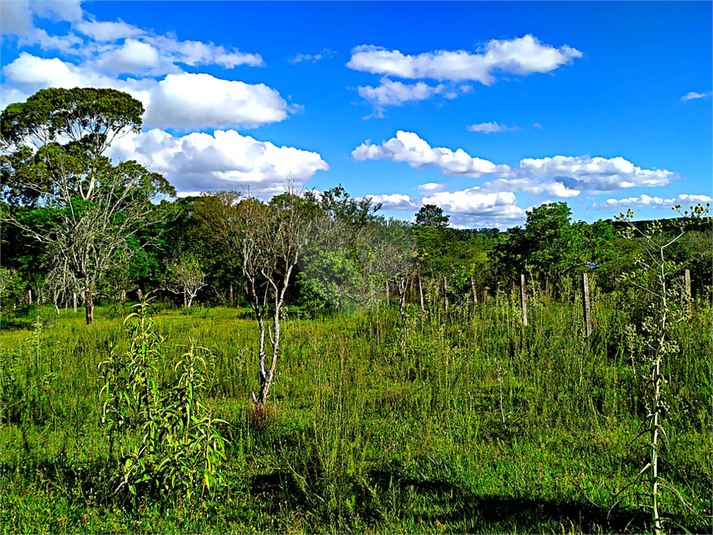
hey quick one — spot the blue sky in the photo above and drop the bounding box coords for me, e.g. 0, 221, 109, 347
1, 1, 711, 228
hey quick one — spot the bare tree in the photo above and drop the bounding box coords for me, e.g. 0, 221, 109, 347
196, 186, 314, 414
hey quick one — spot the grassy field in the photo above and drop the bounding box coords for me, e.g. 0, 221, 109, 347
1, 287, 711, 534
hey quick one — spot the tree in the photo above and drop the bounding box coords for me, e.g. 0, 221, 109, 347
162, 253, 208, 310
414, 203, 450, 228
197, 187, 314, 415
1, 88, 175, 324
298, 185, 383, 312
491, 202, 591, 296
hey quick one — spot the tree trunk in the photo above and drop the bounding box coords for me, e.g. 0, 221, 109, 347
230, 284, 234, 306
183, 288, 188, 309
73, 292, 78, 314
418, 272, 425, 313
471, 275, 478, 306
27, 289, 32, 305
85, 286, 94, 325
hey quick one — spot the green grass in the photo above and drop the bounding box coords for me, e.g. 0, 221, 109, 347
1, 290, 711, 534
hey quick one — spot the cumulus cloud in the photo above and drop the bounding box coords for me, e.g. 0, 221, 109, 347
365, 193, 420, 211
681, 91, 712, 102
467, 121, 519, 133
347, 35, 581, 84
358, 78, 446, 116
519, 155, 673, 191
3, 54, 291, 129
422, 188, 526, 228
479, 177, 580, 198
2, 1, 262, 74
96, 39, 161, 74
352, 131, 512, 178
107, 129, 329, 196
74, 19, 144, 41
142, 73, 289, 129
417, 182, 446, 193
595, 193, 713, 210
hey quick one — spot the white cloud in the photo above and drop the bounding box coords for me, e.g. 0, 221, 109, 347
358, 77, 445, 114
417, 182, 446, 193
142, 73, 288, 129
4, 52, 119, 91
422, 188, 526, 228
681, 91, 712, 102
347, 35, 582, 84
423, 189, 522, 214
74, 19, 143, 41
467, 121, 518, 133
1, 0, 82, 37
143, 34, 263, 69
31, 0, 83, 22
365, 193, 420, 211
1, 0, 34, 36
3, 54, 291, 129
96, 39, 160, 74
352, 131, 511, 178
518, 155, 673, 191
595, 193, 713, 210
107, 129, 329, 196
2, 2, 263, 73
288, 48, 335, 64
479, 177, 580, 198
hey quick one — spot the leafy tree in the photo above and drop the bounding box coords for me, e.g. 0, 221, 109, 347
298, 185, 383, 312
414, 203, 450, 228
492, 202, 595, 296
1, 88, 175, 324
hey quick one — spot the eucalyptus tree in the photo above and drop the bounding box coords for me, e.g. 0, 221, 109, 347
1, 88, 175, 324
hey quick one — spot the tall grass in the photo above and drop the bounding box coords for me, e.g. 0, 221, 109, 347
1, 288, 711, 533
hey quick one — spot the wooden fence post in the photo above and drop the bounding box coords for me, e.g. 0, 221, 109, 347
73, 292, 78, 314
582, 273, 591, 337
443, 276, 448, 312
471, 275, 478, 306
520, 274, 528, 327
418, 272, 425, 313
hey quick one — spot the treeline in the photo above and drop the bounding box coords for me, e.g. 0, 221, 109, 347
2, 189, 711, 317
1, 87, 711, 321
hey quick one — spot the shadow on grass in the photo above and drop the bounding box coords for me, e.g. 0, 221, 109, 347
247, 465, 706, 534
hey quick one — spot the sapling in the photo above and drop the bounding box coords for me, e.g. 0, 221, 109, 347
615, 203, 710, 535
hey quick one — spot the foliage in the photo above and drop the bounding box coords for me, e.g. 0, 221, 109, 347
414, 203, 450, 228
1, 87, 176, 324
616, 203, 711, 534
99, 299, 226, 502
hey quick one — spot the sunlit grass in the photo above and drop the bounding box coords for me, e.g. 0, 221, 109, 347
1, 289, 711, 533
